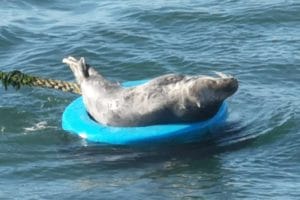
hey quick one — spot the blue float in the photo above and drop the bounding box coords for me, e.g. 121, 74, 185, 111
62, 80, 228, 145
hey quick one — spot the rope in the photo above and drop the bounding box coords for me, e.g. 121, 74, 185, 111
0, 70, 81, 94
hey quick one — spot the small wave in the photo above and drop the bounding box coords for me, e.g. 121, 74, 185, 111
0, 26, 24, 47
215, 99, 295, 148
23, 121, 56, 132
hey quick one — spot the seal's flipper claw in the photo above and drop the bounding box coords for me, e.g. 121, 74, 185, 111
80, 57, 85, 63
79, 57, 87, 68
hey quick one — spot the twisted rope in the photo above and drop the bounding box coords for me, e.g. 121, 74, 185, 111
0, 70, 81, 94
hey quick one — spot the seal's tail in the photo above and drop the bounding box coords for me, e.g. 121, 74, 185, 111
62, 56, 89, 85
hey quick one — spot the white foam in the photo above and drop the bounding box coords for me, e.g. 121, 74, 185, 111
23, 121, 54, 132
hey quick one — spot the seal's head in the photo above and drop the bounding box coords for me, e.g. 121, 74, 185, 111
189, 72, 238, 107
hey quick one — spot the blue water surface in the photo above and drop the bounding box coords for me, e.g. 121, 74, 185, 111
0, 0, 299, 199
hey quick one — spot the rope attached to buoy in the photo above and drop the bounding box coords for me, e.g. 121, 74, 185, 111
0, 70, 81, 94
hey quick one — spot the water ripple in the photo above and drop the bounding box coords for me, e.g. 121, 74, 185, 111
1, 0, 300, 199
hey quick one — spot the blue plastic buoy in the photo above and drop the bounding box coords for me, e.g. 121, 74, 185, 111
62, 80, 228, 145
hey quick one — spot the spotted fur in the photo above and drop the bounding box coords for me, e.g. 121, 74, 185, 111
63, 56, 238, 127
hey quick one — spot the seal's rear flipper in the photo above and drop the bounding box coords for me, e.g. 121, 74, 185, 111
63, 56, 89, 84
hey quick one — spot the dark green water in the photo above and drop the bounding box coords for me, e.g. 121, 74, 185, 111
1, 0, 300, 199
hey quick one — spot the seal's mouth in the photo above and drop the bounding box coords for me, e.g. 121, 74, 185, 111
223, 77, 238, 93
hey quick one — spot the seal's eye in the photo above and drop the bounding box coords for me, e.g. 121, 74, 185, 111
206, 80, 218, 89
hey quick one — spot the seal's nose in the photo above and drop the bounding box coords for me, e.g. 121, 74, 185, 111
222, 77, 239, 94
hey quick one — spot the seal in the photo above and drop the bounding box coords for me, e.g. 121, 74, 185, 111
63, 56, 238, 127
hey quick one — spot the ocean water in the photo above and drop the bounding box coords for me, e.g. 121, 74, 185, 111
0, 0, 300, 199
